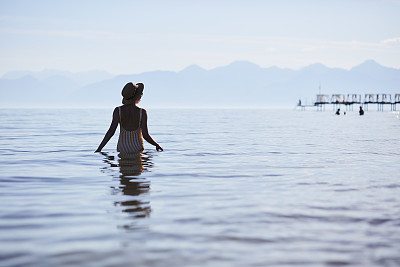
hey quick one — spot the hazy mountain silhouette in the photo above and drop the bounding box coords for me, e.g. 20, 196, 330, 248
1, 60, 399, 107
2, 69, 114, 87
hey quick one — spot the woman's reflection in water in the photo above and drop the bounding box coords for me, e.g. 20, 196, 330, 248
100, 151, 153, 230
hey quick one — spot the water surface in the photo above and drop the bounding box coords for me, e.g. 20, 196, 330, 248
0, 108, 399, 266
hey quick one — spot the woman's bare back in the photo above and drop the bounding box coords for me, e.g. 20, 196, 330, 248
119, 105, 141, 131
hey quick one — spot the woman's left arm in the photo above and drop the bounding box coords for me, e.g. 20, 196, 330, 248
95, 107, 119, 152
141, 109, 163, 151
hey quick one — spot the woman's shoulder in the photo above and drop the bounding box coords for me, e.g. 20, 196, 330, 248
112, 106, 120, 117
113, 106, 121, 113
140, 107, 147, 115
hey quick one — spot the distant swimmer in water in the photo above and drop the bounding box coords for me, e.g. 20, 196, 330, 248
359, 106, 364, 116
95, 82, 163, 153
335, 108, 340, 115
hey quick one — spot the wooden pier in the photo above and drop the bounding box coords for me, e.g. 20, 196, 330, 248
298, 94, 400, 111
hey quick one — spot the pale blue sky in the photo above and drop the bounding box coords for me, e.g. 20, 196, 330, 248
1, 0, 399, 76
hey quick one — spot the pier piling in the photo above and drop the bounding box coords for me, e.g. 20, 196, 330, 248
298, 93, 400, 111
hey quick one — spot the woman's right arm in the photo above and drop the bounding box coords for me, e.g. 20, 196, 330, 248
95, 107, 119, 152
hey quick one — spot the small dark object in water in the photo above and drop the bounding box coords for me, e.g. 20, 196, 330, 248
359, 106, 364, 116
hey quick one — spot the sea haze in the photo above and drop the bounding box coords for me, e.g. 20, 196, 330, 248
0, 108, 399, 266
1, 60, 399, 108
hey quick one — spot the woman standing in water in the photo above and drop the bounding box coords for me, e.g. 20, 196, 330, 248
95, 82, 163, 153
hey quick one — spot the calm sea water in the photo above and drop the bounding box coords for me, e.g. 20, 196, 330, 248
0, 108, 399, 267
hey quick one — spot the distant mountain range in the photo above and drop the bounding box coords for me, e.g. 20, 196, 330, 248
1, 60, 399, 108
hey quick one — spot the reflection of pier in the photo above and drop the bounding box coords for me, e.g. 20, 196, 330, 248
299, 94, 400, 111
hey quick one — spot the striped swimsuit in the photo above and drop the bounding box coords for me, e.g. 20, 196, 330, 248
117, 107, 144, 153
